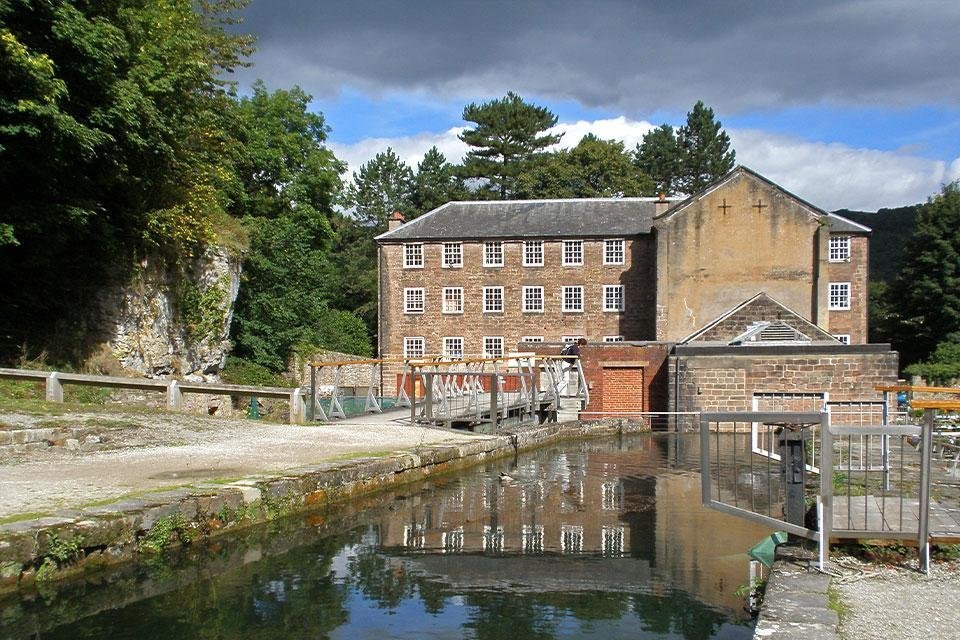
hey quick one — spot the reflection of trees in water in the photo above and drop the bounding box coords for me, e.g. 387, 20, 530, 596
347, 545, 416, 609
463, 592, 558, 640
632, 590, 730, 640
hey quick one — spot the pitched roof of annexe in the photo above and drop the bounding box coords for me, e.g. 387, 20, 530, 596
374, 198, 667, 242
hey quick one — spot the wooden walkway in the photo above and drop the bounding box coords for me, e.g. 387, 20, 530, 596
832, 495, 960, 542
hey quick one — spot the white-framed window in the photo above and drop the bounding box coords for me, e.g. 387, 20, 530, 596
483, 241, 503, 267
442, 242, 462, 268
403, 524, 425, 549
442, 287, 463, 314
835, 334, 851, 345
522, 286, 544, 312
560, 525, 583, 554
403, 243, 423, 268
829, 236, 851, 262
443, 336, 464, 359
604, 239, 625, 265
483, 286, 504, 313
601, 526, 625, 556
403, 287, 425, 314
521, 336, 544, 343
483, 336, 504, 358
523, 241, 544, 266
442, 526, 464, 553
603, 284, 624, 312
562, 240, 583, 266
562, 335, 583, 343
562, 286, 584, 312
829, 282, 851, 310
522, 524, 544, 554
403, 337, 425, 358
601, 481, 622, 510
482, 525, 505, 553
603, 335, 624, 342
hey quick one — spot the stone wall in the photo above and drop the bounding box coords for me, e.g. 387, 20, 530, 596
100, 247, 241, 380
826, 234, 870, 343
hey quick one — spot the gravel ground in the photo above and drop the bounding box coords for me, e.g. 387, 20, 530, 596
0, 409, 492, 518
832, 554, 960, 640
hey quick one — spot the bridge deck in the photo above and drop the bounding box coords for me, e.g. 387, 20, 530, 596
832, 495, 960, 542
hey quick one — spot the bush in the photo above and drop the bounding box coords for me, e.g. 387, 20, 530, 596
220, 357, 288, 387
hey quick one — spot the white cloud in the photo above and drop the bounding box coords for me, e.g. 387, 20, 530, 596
331, 118, 955, 211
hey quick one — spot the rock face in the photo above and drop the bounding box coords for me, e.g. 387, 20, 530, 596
103, 247, 241, 379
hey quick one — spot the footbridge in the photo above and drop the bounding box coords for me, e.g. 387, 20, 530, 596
307, 354, 588, 431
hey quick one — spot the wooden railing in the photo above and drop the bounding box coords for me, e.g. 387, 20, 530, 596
0, 368, 308, 424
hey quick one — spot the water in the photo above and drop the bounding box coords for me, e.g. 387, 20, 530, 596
1, 434, 772, 639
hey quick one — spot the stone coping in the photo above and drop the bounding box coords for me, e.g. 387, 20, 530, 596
0, 419, 644, 595
754, 544, 839, 639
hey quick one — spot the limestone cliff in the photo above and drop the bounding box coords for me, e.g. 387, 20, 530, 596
100, 247, 241, 379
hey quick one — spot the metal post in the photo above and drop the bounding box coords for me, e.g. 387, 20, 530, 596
489, 372, 499, 428
778, 426, 807, 528
309, 364, 317, 421
918, 409, 934, 574
700, 413, 711, 507
882, 392, 891, 490
819, 411, 833, 570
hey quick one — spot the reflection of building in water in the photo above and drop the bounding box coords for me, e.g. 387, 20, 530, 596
374, 438, 770, 615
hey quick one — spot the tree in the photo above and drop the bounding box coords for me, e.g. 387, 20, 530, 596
0, 0, 253, 362
676, 101, 735, 195
516, 134, 652, 199
459, 92, 562, 199
887, 181, 960, 367
343, 148, 415, 229
905, 339, 960, 385
412, 146, 467, 215
634, 124, 682, 196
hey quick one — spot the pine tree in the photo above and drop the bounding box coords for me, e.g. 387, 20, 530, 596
634, 124, 682, 196
459, 92, 562, 199
412, 147, 466, 215
343, 148, 415, 229
676, 101, 735, 195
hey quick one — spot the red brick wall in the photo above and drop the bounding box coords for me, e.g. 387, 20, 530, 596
826, 234, 869, 344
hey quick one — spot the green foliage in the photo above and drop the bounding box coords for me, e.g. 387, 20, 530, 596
36, 532, 84, 580
176, 274, 231, 342
676, 100, 736, 195
343, 147, 415, 229
220, 356, 288, 387
411, 146, 467, 216
459, 91, 562, 199
836, 205, 918, 284
905, 339, 960, 385
634, 124, 682, 196
887, 182, 960, 367
139, 515, 193, 554
516, 134, 653, 199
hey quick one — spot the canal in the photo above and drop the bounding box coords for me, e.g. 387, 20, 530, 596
1, 433, 772, 639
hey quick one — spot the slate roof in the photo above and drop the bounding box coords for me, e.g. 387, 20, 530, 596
826, 213, 872, 234
375, 198, 667, 242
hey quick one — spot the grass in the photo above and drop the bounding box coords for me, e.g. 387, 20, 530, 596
0, 511, 52, 525
827, 585, 850, 618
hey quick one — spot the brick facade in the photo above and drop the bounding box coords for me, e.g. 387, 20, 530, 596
826, 234, 869, 344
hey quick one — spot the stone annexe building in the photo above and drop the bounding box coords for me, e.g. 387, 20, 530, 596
376, 166, 897, 415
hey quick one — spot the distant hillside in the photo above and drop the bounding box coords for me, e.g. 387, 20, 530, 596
834, 205, 919, 283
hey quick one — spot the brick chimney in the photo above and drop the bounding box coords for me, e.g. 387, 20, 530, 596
654, 192, 670, 216
388, 210, 405, 232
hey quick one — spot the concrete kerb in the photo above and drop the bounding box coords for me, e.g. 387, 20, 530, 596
754, 544, 839, 640
0, 417, 647, 595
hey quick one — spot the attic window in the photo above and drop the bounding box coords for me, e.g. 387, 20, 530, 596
729, 321, 812, 345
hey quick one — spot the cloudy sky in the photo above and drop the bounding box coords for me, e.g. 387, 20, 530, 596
233, 0, 960, 211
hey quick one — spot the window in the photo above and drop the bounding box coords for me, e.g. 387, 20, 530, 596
483, 336, 504, 357
604, 239, 625, 265
404, 524, 424, 549
562, 240, 583, 266
835, 334, 851, 345
442, 287, 463, 314
442, 526, 464, 553
523, 241, 544, 266
403, 337, 425, 358
601, 481, 622, 510
829, 236, 851, 262
603, 335, 624, 342
442, 242, 462, 268
560, 525, 583, 553
483, 525, 505, 553
829, 282, 851, 310
403, 243, 423, 268
562, 335, 583, 343
562, 286, 584, 312
483, 241, 503, 267
443, 336, 464, 359
601, 526, 625, 556
603, 284, 624, 312
522, 286, 544, 312
483, 286, 504, 313
521, 336, 544, 343
522, 524, 544, 554
404, 287, 425, 314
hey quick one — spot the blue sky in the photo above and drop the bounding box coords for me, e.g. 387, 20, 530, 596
233, 0, 960, 211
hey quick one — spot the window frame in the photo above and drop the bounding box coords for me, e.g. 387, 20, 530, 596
520, 336, 544, 343
403, 287, 425, 314
523, 240, 544, 267
562, 285, 584, 313
441, 286, 463, 314
483, 286, 504, 313
834, 334, 851, 345
603, 335, 624, 342
829, 235, 851, 263
522, 285, 544, 313
443, 336, 464, 359
403, 243, 423, 269
442, 242, 463, 268
483, 241, 504, 267
483, 336, 504, 358
829, 282, 851, 310
562, 240, 584, 266
403, 336, 425, 358
602, 284, 625, 312
603, 239, 625, 265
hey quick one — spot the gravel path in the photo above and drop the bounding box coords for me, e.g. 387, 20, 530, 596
832, 555, 960, 640
0, 410, 492, 518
